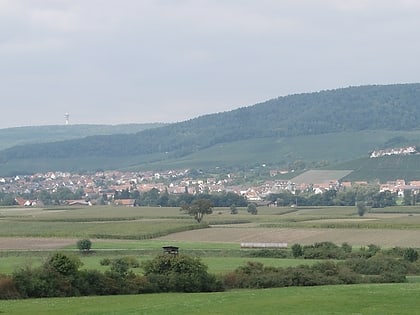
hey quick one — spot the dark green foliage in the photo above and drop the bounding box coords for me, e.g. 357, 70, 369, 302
5, 244, 420, 299
230, 204, 238, 214
357, 202, 367, 216
223, 244, 420, 290
403, 248, 419, 262
302, 242, 346, 259
341, 242, 352, 254
345, 254, 410, 281
246, 249, 289, 258
265, 185, 398, 208
247, 203, 258, 215
0, 193, 17, 206
222, 261, 362, 289
45, 252, 82, 276
8, 252, 221, 298
136, 191, 247, 208
142, 254, 222, 292
76, 239, 92, 252
0, 275, 20, 299
180, 199, 213, 223
291, 244, 303, 258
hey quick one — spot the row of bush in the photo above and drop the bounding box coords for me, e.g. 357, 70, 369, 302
223, 256, 414, 289
0, 253, 223, 299
1, 243, 419, 299
247, 241, 419, 262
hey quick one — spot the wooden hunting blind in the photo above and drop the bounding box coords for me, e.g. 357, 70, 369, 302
162, 246, 179, 255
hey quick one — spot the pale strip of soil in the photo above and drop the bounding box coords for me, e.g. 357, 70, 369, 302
0, 237, 77, 250
157, 227, 420, 247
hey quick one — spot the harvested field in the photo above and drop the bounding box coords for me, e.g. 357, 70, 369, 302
0, 237, 76, 250
157, 227, 420, 247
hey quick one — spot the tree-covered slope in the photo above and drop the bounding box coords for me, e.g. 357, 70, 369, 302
0, 83, 419, 174
0, 123, 165, 151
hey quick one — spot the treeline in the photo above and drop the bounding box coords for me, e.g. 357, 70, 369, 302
0, 185, 406, 208
225, 243, 419, 289
115, 189, 248, 207
1, 242, 418, 299
266, 186, 398, 208
1, 84, 420, 163
0, 188, 248, 207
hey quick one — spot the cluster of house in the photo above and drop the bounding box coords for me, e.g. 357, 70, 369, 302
379, 179, 420, 197
1, 168, 419, 207
370, 146, 417, 158
0, 170, 234, 206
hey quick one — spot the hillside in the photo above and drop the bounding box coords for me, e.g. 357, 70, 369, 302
333, 155, 420, 182
0, 123, 165, 151
0, 83, 420, 175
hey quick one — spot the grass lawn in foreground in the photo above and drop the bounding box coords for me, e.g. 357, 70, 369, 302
1, 283, 419, 315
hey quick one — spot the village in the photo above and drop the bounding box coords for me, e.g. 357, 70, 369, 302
1, 167, 420, 207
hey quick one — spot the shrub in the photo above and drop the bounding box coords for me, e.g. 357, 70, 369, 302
45, 252, 82, 276
123, 256, 140, 268
247, 249, 289, 258
302, 242, 345, 259
403, 248, 419, 262
0, 275, 20, 299
74, 269, 108, 296
247, 203, 258, 215
291, 243, 303, 258
341, 242, 352, 254
357, 202, 367, 216
77, 239, 92, 252
142, 254, 222, 292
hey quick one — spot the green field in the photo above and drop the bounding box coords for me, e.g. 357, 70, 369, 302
2, 205, 420, 313
1, 283, 420, 315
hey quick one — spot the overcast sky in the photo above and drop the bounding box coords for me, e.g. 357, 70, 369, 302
1, 0, 419, 128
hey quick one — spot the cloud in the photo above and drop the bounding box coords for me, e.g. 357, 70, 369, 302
0, 1, 419, 128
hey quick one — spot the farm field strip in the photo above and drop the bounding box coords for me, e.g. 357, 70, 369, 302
158, 227, 420, 247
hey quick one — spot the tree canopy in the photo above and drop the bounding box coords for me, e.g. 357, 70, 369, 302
181, 198, 213, 223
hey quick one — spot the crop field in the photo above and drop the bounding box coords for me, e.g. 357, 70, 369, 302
2, 204, 420, 313
3, 205, 420, 248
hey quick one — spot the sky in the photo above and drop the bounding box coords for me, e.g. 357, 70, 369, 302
1, 0, 420, 128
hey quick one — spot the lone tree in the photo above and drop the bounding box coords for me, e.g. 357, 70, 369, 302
77, 239, 92, 252
230, 204, 238, 215
181, 198, 213, 223
356, 202, 367, 217
247, 203, 258, 215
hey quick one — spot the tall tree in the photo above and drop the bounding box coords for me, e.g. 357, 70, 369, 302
181, 199, 213, 223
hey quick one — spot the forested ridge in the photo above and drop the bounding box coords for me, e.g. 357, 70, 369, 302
1, 84, 420, 171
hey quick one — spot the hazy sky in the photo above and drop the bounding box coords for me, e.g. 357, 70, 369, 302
1, 0, 420, 128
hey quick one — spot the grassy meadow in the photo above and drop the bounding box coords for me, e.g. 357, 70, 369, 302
2, 204, 420, 313
2, 283, 420, 315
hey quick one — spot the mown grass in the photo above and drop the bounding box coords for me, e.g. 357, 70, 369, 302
2, 283, 420, 315
0, 251, 318, 275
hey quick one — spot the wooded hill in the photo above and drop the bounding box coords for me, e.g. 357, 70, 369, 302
1, 83, 420, 177
0, 123, 165, 151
